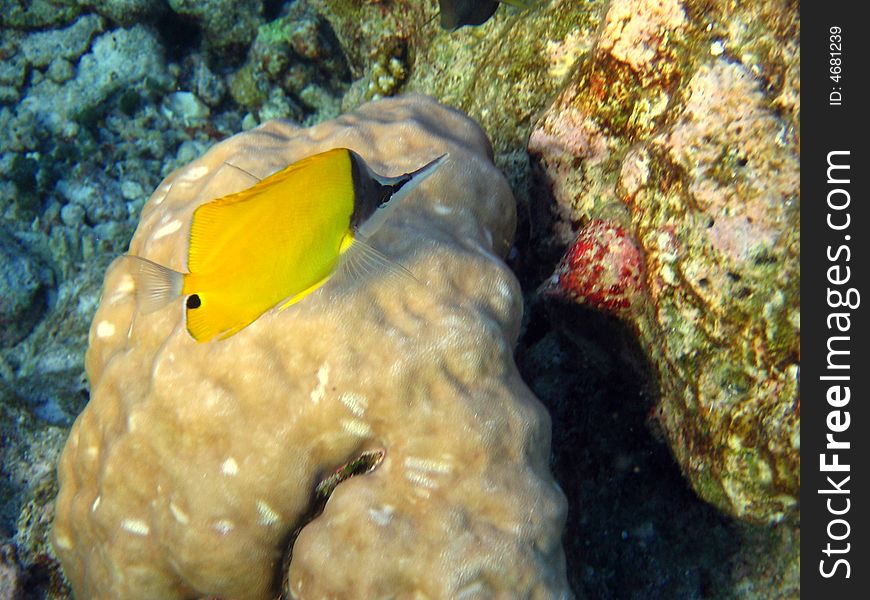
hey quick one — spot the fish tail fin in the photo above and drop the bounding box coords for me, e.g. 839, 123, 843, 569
124, 255, 185, 314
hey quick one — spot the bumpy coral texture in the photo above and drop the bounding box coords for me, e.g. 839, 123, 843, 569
52, 95, 570, 599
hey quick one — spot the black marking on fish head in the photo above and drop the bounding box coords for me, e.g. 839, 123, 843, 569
348, 150, 410, 230
186, 294, 202, 309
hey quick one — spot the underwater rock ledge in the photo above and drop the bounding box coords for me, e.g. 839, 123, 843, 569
52, 95, 572, 599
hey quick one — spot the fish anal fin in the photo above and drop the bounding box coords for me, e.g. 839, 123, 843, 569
124, 255, 185, 314
222, 160, 262, 183
277, 274, 334, 311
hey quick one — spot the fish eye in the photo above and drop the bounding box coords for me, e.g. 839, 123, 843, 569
186, 294, 202, 309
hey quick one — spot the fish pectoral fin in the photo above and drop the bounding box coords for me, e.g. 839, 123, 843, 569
338, 235, 419, 287
277, 274, 334, 311
123, 255, 185, 314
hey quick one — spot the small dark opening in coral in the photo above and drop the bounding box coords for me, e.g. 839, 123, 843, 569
155, 12, 202, 62
263, 0, 286, 21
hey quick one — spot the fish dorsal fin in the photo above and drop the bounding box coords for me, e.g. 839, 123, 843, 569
223, 160, 262, 183
337, 233, 419, 288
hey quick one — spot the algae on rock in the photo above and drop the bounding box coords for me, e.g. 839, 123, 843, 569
528, 0, 800, 525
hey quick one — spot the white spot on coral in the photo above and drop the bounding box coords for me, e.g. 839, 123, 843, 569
404, 470, 437, 489
368, 504, 395, 526
432, 203, 453, 215
91, 496, 101, 512
169, 502, 189, 524
339, 392, 368, 416
117, 273, 135, 293
212, 519, 234, 535
152, 184, 171, 205
54, 534, 72, 550
95, 320, 116, 338
710, 40, 725, 56
340, 418, 373, 437
256, 500, 280, 526
456, 581, 487, 599
107, 291, 128, 305
310, 363, 330, 404
180, 165, 209, 182
126, 413, 141, 432
221, 457, 239, 476
85, 445, 98, 459
412, 487, 431, 499
404, 456, 453, 474
121, 518, 150, 536
496, 279, 513, 301
152, 219, 182, 240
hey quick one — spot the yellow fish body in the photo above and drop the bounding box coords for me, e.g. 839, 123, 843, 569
127, 148, 446, 342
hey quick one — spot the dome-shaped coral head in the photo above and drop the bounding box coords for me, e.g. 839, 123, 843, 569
124, 148, 447, 343
544, 218, 648, 315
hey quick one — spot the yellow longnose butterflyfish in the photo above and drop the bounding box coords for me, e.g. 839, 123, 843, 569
125, 148, 447, 343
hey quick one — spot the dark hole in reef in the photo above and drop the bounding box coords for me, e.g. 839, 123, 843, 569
119, 89, 143, 116
155, 11, 201, 62
753, 251, 778, 265
9, 154, 38, 194
314, 449, 385, 501
277, 449, 386, 597
736, 156, 748, 167
515, 297, 750, 599
698, 277, 709, 287
511, 141, 785, 598
263, 0, 286, 21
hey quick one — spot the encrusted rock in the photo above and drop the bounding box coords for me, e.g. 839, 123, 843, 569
529, 0, 799, 523
0, 227, 46, 347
